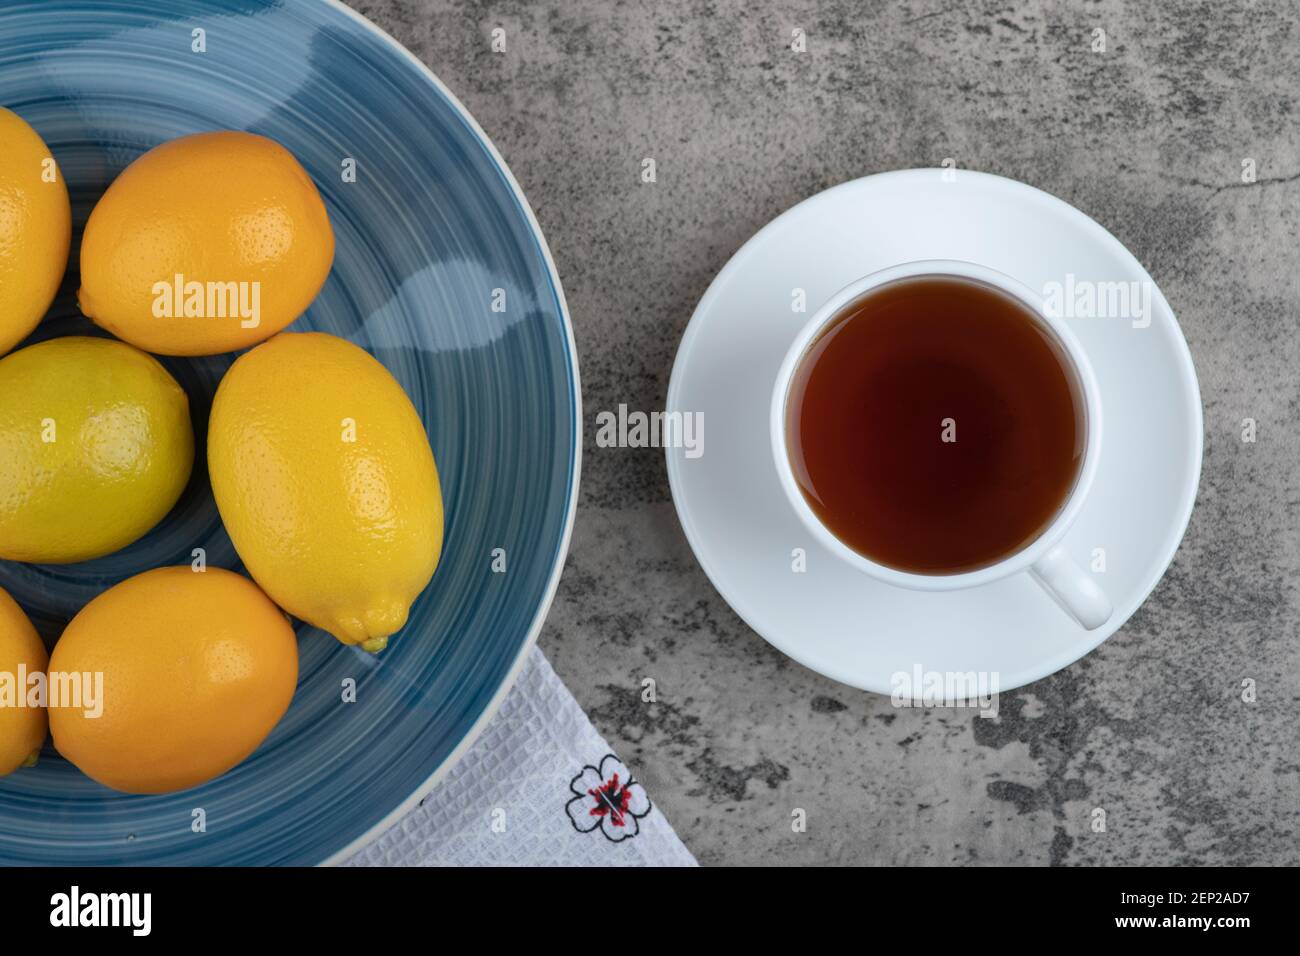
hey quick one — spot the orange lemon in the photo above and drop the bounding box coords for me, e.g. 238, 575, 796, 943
78, 131, 333, 356
0, 585, 47, 776
0, 107, 71, 356
48, 566, 298, 794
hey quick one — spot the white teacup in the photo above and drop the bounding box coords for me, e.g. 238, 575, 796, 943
769, 259, 1112, 630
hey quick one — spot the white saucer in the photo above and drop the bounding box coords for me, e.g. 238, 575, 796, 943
665, 169, 1203, 694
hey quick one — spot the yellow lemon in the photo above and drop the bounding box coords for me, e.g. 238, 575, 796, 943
78, 131, 334, 356
48, 566, 298, 794
208, 332, 442, 651
0, 107, 72, 356
0, 585, 47, 776
0, 336, 194, 563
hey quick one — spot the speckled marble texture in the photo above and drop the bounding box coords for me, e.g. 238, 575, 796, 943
346, 0, 1300, 865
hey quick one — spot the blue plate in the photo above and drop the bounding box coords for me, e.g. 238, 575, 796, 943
0, 0, 579, 865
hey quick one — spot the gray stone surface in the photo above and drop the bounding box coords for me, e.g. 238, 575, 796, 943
347, 0, 1300, 865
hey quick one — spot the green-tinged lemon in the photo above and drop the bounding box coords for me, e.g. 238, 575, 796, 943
0, 336, 194, 563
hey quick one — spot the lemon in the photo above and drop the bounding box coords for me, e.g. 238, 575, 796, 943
208, 332, 442, 651
78, 130, 334, 356
0, 107, 72, 356
0, 336, 194, 563
49, 566, 298, 794
0, 585, 47, 776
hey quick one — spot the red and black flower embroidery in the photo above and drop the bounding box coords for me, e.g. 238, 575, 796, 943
565, 754, 651, 842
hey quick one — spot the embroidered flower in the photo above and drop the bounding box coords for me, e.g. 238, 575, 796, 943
565, 754, 651, 842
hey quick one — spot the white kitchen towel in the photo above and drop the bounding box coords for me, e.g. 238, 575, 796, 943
345, 646, 697, 866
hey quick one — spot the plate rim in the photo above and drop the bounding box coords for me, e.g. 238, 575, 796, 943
315, 0, 581, 865
665, 167, 1203, 694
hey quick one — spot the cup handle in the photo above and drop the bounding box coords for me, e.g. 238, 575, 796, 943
1029, 546, 1112, 630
